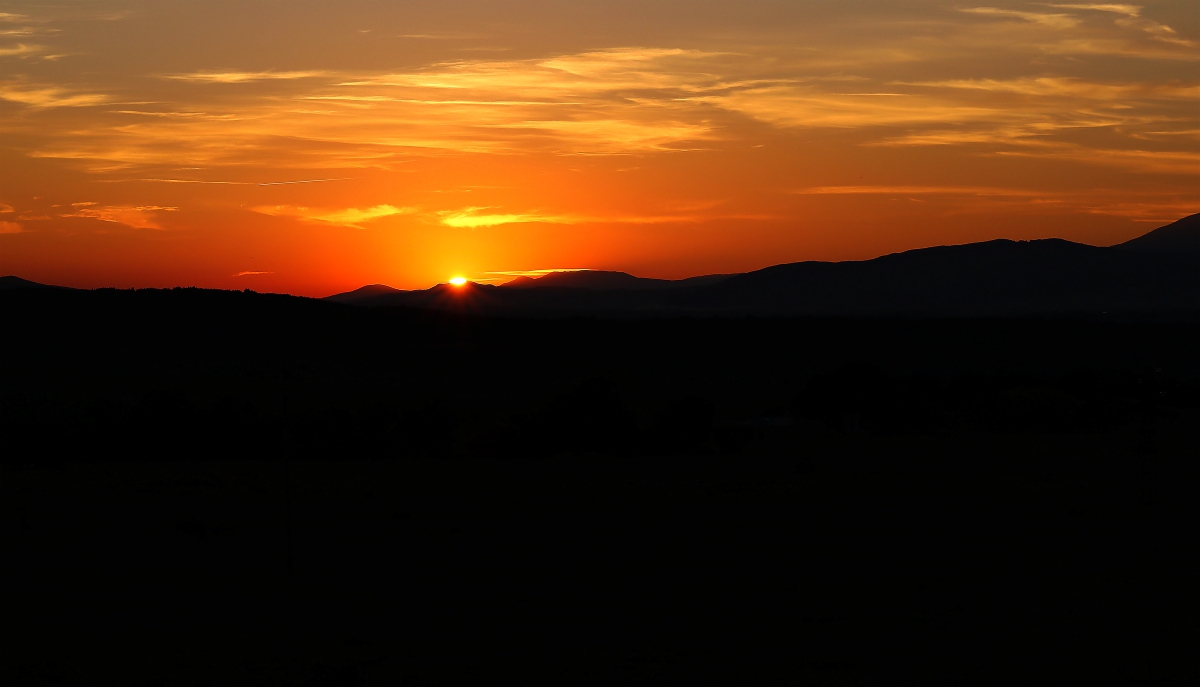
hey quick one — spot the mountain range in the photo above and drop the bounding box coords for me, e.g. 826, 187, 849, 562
6, 213, 1197, 318
325, 213, 1198, 318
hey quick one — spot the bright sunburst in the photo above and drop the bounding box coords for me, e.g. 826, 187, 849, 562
449, 276, 468, 286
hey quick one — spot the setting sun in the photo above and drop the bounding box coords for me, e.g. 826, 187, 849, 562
449, 277, 468, 287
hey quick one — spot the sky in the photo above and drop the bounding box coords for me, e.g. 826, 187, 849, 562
0, 1, 1196, 295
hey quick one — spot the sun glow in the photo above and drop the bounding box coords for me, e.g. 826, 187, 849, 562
449, 276, 468, 286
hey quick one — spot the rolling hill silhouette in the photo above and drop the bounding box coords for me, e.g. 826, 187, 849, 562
324, 283, 402, 303
503, 270, 732, 290
1115, 212, 1199, 254
328, 213, 1199, 318
0, 275, 69, 291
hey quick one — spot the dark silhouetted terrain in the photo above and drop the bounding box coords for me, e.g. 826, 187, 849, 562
0, 275, 67, 291
2, 215, 1197, 685
329, 214, 1199, 319
1116, 212, 1199, 253
324, 283, 403, 303
503, 270, 733, 291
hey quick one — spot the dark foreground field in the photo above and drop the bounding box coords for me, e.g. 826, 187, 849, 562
2, 288, 1197, 685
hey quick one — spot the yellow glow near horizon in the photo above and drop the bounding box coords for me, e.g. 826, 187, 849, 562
449, 276, 468, 286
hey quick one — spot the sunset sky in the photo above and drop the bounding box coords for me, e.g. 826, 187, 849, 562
1, 1, 1196, 295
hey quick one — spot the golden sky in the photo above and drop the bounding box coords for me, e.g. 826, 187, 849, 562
1, 1, 1196, 294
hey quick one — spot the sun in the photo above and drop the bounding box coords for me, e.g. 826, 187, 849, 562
449, 276, 467, 286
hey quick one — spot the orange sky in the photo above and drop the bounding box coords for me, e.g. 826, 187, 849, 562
1, 1, 1196, 295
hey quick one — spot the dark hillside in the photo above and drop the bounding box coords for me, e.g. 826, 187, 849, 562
500, 270, 732, 291
0, 275, 68, 290
680, 237, 1196, 316
1116, 212, 1199, 254
326, 218, 1199, 319
2, 286, 1196, 686
324, 283, 403, 303
502, 269, 673, 290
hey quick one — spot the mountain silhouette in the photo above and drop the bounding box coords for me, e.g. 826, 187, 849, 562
324, 283, 402, 303
502, 270, 732, 291
668, 236, 1194, 316
0, 276, 69, 291
1115, 213, 1199, 254
327, 213, 1199, 318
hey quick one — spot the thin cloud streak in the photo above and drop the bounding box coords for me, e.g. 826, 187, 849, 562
166, 71, 331, 83
1046, 4, 1194, 46
961, 7, 1080, 29
60, 203, 178, 229
98, 178, 251, 185
439, 207, 574, 228
257, 178, 352, 186
484, 268, 591, 277
0, 83, 106, 107
0, 43, 45, 56
253, 204, 416, 228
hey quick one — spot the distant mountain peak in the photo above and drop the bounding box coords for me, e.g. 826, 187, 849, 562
502, 275, 539, 288
501, 269, 730, 291
501, 270, 658, 291
320, 217, 1196, 317
0, 276, 68, 290
324, 283, 402, 303
1116, 213, 1198, 254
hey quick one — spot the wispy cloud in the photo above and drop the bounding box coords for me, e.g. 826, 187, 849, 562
711, 87, 1001, 129
110, 110, 242, 119
0, 42, 45, 56
60, 202, 178, 229
904, 77, 1200, 100
438, 207, 574, 228
0, 220, 23, 233
233, 271, 273, 277
98, 178, 251, 185
435, 205, 756, 228
1045, 4, 1141, 17
794, 184, 1199, 222
257, 177, 351, 186
0, 82, 106, 107
253, 204, 415, 228
483, 268, 591, 277
961, 7, 1080, 29
1046, 4, 1194, 45
996, 146, 1200, 174
166, 70, 331, 83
